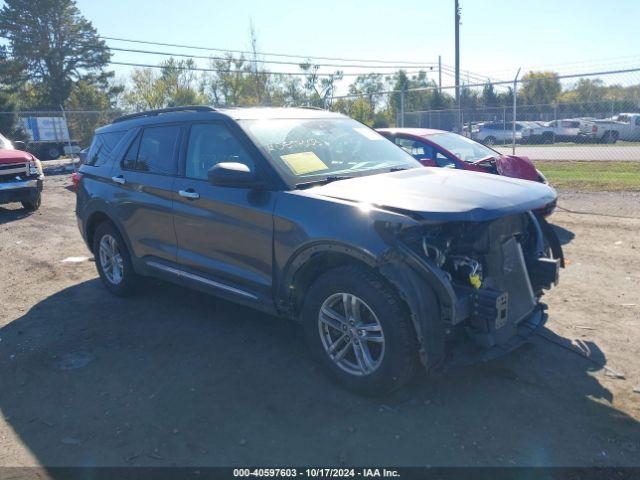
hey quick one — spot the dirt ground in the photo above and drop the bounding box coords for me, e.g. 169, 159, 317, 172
1, 170, 639, 468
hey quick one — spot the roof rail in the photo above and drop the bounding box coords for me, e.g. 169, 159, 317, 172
298, 106, 325, 111
113, 105, 217, 123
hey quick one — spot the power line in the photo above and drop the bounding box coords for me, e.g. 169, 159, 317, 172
101, 35, 431, 65
331, 66, 640, 99
109, 60, 424, 77
108, 46, 439, 70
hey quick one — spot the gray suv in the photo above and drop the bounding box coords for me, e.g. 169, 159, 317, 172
76, 106, 561, 396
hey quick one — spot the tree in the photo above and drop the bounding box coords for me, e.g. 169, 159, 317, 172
0, 91, 26, 140
481, 81, 499, 107
66, 80, 120, 146
0, 0, 112, 107
520, 71, 561, 106
122, 58, 206, 111
299, 62, 343, 108
348, 74, 385, 112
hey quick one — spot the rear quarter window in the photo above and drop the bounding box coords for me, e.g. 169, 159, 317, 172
86, 131, 127, 166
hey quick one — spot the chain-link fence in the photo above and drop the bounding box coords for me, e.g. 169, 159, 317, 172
383, 68, 640, 207
1, 67, 639, 218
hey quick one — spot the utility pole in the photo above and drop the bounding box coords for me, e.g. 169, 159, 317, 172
438, 55, 442, 94
454, 0, 461, 132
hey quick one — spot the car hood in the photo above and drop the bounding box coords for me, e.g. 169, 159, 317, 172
306, 167, 557, 222
0, 148, 34, 164
494, 155, 539, 181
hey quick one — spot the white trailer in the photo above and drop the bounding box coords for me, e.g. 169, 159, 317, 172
21, 116, 81, 160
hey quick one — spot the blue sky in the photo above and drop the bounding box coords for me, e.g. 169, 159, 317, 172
77, 0, 640, 92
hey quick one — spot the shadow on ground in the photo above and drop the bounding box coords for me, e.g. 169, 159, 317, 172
0, 205, 34, 225
1, 279, 638, 470
551, 223, 576, 246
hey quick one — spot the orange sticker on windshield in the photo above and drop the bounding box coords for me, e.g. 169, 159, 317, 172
280, 151, 328, 176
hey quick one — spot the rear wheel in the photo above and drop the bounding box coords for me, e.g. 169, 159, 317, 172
301, 264, 418, 396
483, 136, 497, 146
47, 146, 61, 160
93, 222, 139, 296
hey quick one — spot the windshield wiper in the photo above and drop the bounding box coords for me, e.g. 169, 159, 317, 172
389, 167, 408, 172
295, 175, 353, 189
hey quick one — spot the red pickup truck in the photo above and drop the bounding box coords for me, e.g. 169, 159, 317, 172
0, 135, 44, 211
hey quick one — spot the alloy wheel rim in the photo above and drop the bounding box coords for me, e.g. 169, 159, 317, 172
318, 292, 385, 376
99, 234, 123, 285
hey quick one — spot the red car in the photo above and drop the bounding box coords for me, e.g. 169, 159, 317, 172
377, 128, 545, 180
377, 127, 555, 217
0, 134, 44, 211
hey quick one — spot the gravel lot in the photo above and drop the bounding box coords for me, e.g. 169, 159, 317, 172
1, 172, 639, 468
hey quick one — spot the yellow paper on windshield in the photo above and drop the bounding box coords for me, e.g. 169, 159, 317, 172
280, 151, 328, 176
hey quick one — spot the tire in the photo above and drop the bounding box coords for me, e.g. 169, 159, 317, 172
542, 133, 554, 144
21, 193, 41, 211
483, 136, 496, 146
301, 264, 419, 396
47, 146, 61, 160
93, 221, 139, 296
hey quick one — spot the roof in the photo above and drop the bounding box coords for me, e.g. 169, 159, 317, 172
218, 107, 345, 120
99, 106, 345, 134
377, 127, 445, 137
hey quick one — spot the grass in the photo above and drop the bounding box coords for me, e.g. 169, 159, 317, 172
493, 141, 640, 148
535, 160, 640, 191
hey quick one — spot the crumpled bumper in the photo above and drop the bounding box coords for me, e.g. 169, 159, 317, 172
443, 303, 548, 370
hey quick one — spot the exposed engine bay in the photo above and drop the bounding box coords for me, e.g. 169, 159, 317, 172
397, 212, 560, 352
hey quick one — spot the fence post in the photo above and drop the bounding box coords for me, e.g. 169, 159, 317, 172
512, 68, 521, 155
59, 105, 77, 171
502, 106, 506, 146
553, 102, 558, 143
399, 86, 406, 128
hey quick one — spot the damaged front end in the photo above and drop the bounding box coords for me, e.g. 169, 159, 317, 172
378, 212, 561, 371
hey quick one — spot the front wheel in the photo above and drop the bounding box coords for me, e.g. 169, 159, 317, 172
483, 136, 497, 146
21, 193, 41, 211
301, 265, 418, 396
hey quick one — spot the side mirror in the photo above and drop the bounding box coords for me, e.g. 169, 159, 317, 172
13, 141, 26, 151
208, 162, 258, 188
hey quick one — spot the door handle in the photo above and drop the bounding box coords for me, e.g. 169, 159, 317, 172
178, 189, 200, 200
111, 175, 126, 185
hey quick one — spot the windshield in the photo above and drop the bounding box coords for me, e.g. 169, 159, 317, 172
0, 133, 14, 150
239, 117, 420, 183
428, 132, 498, 163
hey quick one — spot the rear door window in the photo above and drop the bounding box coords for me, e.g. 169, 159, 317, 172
122, 125, 181, 175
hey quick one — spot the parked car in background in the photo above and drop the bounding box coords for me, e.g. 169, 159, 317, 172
520, 122, 555, 144
76, 106, 562, 395
473, 121, 525, 145
0, 133, 44, 210
606, 113, 640, 141
545, 119, 582, 142
578, 117, 622, 143
377, 128, 557, 219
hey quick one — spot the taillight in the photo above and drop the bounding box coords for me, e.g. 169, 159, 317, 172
71, 172, 83, 192
592, 125, 598, 133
